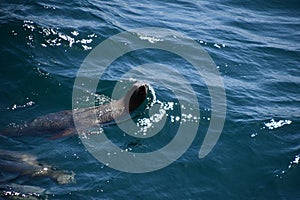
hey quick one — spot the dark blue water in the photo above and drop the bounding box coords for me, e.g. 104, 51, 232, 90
1, 0, 300, 199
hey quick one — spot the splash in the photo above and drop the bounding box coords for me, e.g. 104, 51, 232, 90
276, 154, 300, 178
1, 189, 44, 199
7, 99, 35, 110
132, 86, 200, 137
146, 84, 157, 108
264, 119, 292, 130
21, 20, 97, 50
289, 154, 300, 168
136, 33, 163, 44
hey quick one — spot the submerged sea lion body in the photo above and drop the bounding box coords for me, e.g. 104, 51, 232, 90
0, 149, 75, 184
1, 82, 148, 137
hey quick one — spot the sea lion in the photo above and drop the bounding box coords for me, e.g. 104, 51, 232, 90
0, 149, 75, 184
1, 82, 148, 137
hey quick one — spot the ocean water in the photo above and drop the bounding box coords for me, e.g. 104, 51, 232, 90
1, 0, 300, 199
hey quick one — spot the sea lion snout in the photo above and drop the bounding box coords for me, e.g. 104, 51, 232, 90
137, 84, 147, 95
133, 82, 148, 98
128, 82, 148, 112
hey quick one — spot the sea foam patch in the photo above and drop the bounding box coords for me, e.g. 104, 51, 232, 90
264, 119, 292, 130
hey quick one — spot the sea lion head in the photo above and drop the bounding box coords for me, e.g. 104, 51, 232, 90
124, 82, 148, 112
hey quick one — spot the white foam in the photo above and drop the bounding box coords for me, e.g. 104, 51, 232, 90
264, 119, 292, 129
137, 33, 163, 43
71, 30, 79, 36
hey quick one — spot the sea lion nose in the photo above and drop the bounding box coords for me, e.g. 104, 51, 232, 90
138, 84, 147, 95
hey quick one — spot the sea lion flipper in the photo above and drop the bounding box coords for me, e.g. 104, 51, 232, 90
49, 128, 76, 140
